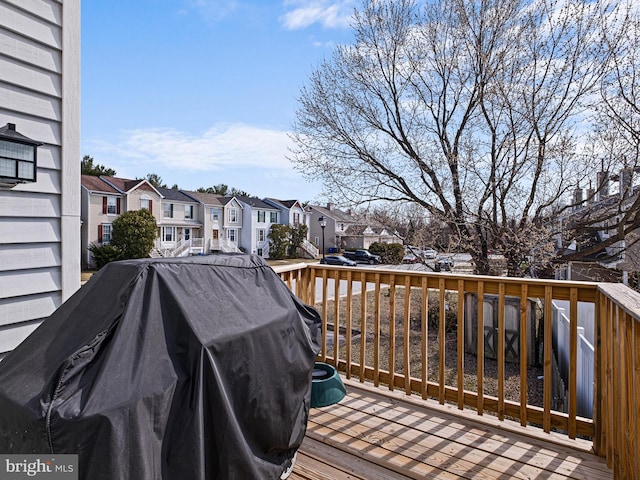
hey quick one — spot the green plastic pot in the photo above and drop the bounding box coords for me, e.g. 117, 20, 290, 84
310, 362, 346, 408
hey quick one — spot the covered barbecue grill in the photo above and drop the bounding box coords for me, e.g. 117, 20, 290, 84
0, 255, 321, 479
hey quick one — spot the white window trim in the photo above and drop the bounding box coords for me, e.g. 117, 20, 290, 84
107, 196, 117, 215
102, 223, 113, 244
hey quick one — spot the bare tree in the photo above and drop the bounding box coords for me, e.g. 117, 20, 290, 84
290, 0, 634, 276
559, 3, 640, 266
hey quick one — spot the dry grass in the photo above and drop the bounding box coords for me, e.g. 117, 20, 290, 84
316, 285, 544, 408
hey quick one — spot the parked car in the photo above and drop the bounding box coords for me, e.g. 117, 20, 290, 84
320, 255, 357, 266
342, 250, 383, 265
422, 248, 438, 259
402, 253, 419, 264
434, 257, 454, 272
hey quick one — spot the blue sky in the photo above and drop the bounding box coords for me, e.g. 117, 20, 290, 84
81, 0, 356, 201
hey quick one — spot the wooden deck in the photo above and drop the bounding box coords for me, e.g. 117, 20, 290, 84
290, 378, 612, 480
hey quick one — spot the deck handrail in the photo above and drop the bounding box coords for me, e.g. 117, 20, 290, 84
274, 263, 640, 479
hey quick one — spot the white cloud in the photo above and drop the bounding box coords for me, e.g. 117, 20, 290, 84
84, 123, 325, 199
280, 0, 355, 30
88, 123, 294, 172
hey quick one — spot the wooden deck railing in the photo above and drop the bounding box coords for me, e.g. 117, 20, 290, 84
274, 263, 640, 479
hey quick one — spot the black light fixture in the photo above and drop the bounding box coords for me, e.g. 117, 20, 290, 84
0, 123, 42, 185
318, 215, 327, 260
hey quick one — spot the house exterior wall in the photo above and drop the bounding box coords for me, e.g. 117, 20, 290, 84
126, 186, 161, 217
222, 199, 243, 246
0, 0, 81, 355
157, 197, 202, 249
289, 205, 305, 226
80, 180, 163, 268
238, 203, 278, 257
80, 187, 89, 266
80, 190, 124, 268
207, 205, 223, 251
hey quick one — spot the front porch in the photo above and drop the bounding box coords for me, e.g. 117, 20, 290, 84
274, 263, 640, 479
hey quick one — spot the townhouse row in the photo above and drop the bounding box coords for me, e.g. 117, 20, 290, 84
80, 175, 315, 268
81, 175, 402, 269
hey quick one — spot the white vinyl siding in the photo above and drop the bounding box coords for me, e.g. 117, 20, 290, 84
0, 0, 81, 355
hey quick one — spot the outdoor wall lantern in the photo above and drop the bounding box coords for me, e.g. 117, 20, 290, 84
0, 123, 42, 186
318, 215, 327, 259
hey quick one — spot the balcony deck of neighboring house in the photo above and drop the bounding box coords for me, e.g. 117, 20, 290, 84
272, 263, 640, 480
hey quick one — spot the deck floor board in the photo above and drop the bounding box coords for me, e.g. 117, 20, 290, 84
291, 378, 612, 480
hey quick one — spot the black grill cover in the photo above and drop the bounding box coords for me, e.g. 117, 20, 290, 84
0, 255, 321, 479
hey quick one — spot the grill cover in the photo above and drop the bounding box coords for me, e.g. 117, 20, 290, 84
0, 255, 321, 479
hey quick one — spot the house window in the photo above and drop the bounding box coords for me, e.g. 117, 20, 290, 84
106, 196, 117, 215
257, 229, 266, 242
257, 248, 263, 256
140, 195, 151, 212
293, 213, 300, 224
184, 228, 191, 241
270, 212, 278, 223
314, 236, 319, 246
210, 209, 219, 222
101, 224, 112, 244
227, 229, 237, 242
185, 205, 194, 219
162, 227, 175, 242
258, 211, 265, 223
229, 208, 238, 223
163, 203, 174, 218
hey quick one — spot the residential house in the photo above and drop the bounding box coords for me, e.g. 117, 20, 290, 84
156, 187, 203, 257
264, 198, 319, 258
309, 203, 357, 253
264, 198, 307, 226
80, 175, 162, 268
309, 203, 401, 253
183, 191, 243, 253
236, 196, 280, 258
555, 170, 640, 285
0, 0, 81, 356
341, 224, 402, 249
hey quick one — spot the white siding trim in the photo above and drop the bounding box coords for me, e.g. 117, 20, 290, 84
61, 0, 80, 301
